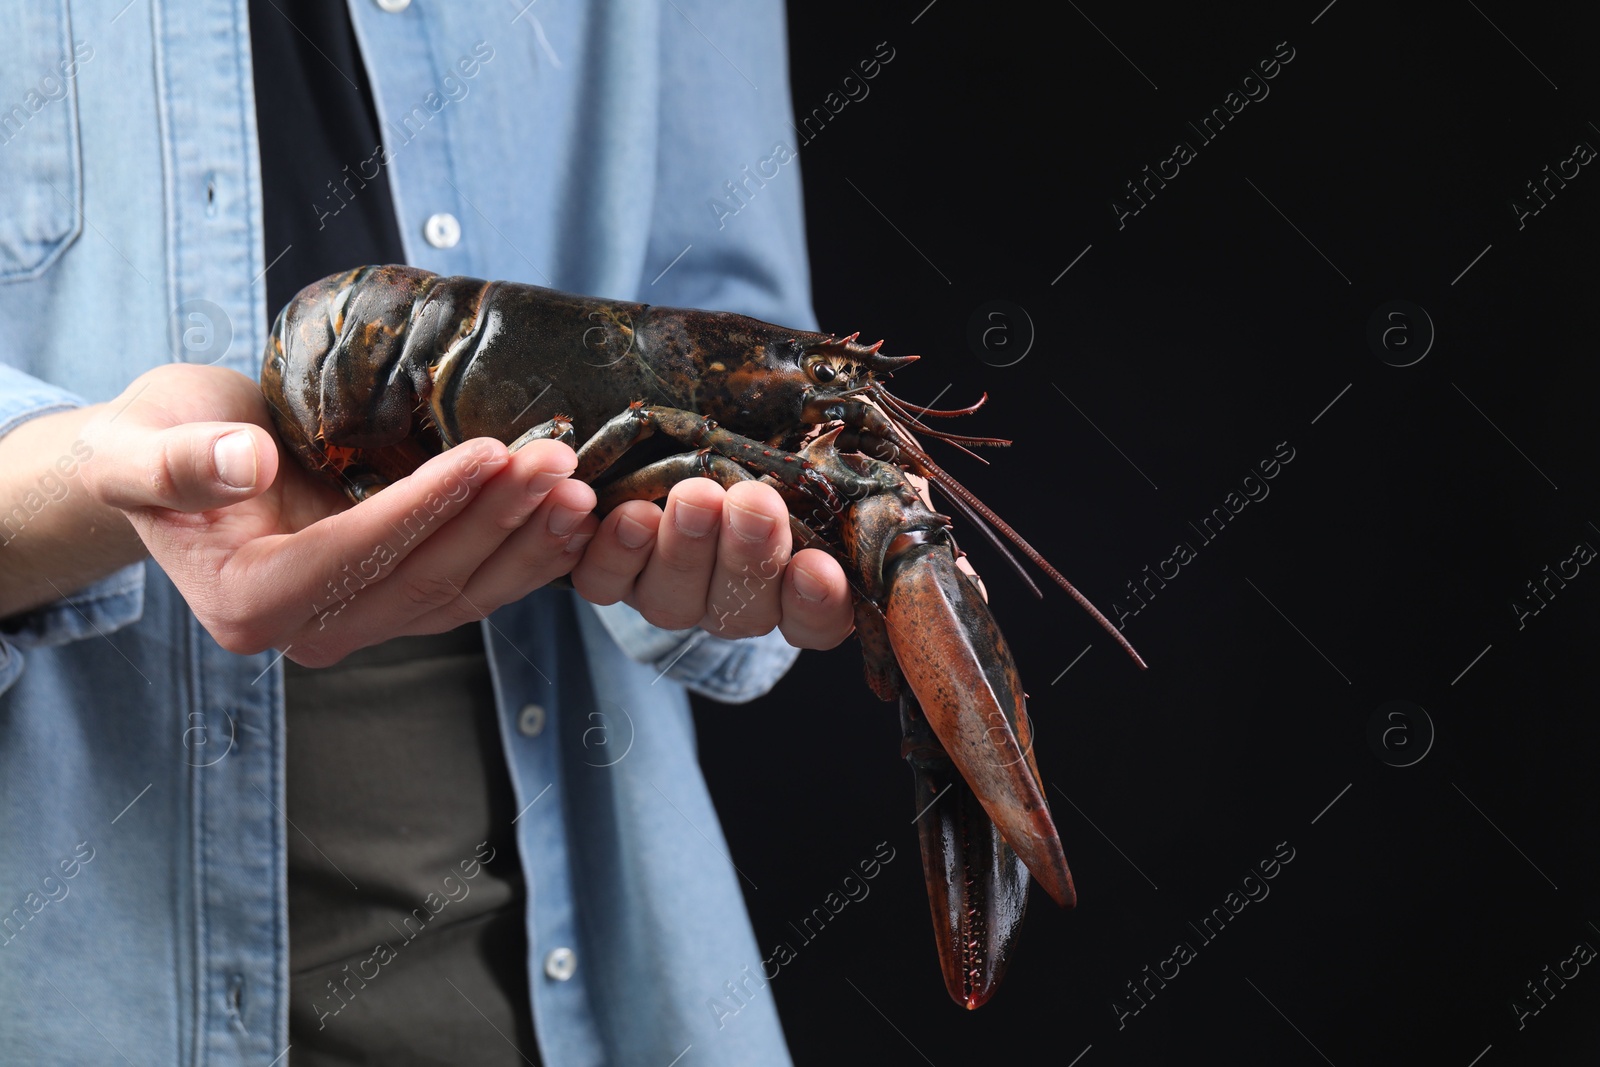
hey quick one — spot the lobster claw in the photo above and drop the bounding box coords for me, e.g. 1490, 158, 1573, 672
845, 504, 1074, 1007
884, 543, 1076, 912
900, 691, 1032, 1009
784, 428, 1079, 1007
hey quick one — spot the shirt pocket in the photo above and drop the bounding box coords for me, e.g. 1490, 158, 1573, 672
0, 0, 85, 283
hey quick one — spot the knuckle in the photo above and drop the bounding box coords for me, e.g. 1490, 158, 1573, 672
786, 607, 855, 651
573, 556, 635, 592
208, 616, 281, 658
652, 548, 711, 577
433, 598, 487, 629
531, 550, 581, 586
571, 572, 623, 606
398, 571, 467, 610
638, 601, 703, 632
508, 551, 561, 587
493, 507, 536, 532
496, 552, 577, 602
713, 614, 775, 640
726, 540, 790, 575
210, 627, 266, 657
522, 523, 581, 561
75, 428, 111, 496
707, 593, 780, 638
286, 644, 347, 669
149, 437, 184, 502
777, 622, 829, 652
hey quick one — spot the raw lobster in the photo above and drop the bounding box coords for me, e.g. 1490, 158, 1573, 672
259, 264, 1143, 1007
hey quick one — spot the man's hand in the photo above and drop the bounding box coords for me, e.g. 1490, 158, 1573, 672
572, 478, 855, 651
59, 364, 851, 665
74, 364, 595, 665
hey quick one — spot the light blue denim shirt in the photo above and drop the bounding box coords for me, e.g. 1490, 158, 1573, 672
0, 1, 814, 1063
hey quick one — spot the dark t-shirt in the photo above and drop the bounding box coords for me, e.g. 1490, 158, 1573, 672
248, 3, 538, 1061
251, 0, 403, 315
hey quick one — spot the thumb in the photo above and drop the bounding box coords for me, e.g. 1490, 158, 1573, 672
92, 421, 279, 513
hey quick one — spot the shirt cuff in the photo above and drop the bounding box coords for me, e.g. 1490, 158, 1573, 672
584, 600, 801, 704
0, 367, 148, 692
0, 562, 146, 651
0, 362, 87, 438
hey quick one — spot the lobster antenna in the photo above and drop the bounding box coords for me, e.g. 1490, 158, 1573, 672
873, 390, 994, 466
881, 417, 1148, 670
871, 386, 1011, 452
928, 481, 1045, 599
878, 389, 990, 418
830, 339, 1007, 451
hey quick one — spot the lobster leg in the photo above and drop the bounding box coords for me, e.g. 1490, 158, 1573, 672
590, 452, 757, 514
505, 416, 577, 453
572, 404, 872, 515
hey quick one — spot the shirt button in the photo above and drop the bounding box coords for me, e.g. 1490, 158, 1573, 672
375, 0, 411, 12
544, 947, 577, 981
517, 704, 546, 737
423, 212, 461, 248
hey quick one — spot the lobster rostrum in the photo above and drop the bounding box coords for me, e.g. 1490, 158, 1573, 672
259, 264, 1144, 1008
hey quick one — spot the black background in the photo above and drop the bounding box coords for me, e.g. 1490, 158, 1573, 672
694, 2, 1600, 1064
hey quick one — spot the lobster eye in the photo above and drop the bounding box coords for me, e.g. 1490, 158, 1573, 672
811, 361, 837, 383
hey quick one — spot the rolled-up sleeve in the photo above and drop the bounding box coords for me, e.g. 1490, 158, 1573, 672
0, 361, 85, 437
585, 600, 801, 704
0, 363, 146, 695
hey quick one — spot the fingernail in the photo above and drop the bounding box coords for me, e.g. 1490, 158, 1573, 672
528, 466, 575, 501
616, 513, 654, 549
548, 504, 586, 537
214, 431, 256, 489
727, 503, 775, 543
673, 500, 717, 538
793, 565, 828, 603
563, 531, 594, 555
